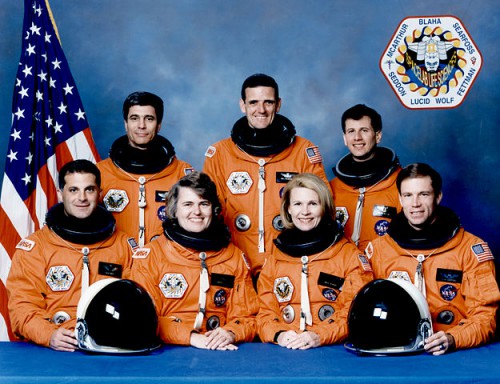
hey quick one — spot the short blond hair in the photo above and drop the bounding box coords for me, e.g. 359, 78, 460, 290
280, 173, 335, 229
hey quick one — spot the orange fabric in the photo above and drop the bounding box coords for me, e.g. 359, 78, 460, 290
7, 226, 133, 347
330, 168, 401, 251
130, 235, 259, 345
203, 137, 330, 276
257, 238, 373, 345
368, 229, 500, 349
97, 157, 193, 244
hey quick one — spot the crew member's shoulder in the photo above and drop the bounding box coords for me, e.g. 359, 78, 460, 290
14, 225, 54, 253
204, 137, 235, 158
96, 157, 115, 172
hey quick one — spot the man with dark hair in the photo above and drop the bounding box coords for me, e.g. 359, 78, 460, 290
330, 104, 401, 251
98, 91, 193, 247
367, 163, 499, 354
7, 160, 134, 351
203, 74, 329, 279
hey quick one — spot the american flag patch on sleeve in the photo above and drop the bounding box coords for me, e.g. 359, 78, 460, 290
306, 146, 323, 164
358, 254, 373, 272
471, 242, 494, 263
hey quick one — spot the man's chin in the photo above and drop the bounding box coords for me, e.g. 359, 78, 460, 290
407, 219, 429, 231
351, 150, 376, 162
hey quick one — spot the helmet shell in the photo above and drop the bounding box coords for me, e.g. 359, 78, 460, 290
345, 278, 432, 355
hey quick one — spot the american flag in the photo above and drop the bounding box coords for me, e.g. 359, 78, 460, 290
306, 146, 323, 164
0, 0, 100, 340
472, 242, 494, 263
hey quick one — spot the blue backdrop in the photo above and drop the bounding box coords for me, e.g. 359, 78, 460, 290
0, 0, 499, 259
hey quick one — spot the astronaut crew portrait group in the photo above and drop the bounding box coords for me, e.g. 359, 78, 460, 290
6, 73, 500, 355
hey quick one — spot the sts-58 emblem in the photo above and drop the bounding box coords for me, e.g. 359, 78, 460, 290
227, 172, 253, 194
160, 273, 188, 299
103, 189, 129, 212
380, 15, 482, 109
46, 266, 74, 291
274, 277, 294, 303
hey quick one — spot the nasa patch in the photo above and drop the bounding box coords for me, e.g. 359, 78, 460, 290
279, 186, 285, 199
132, 248, 150, 259
374, 219, 390, 236
227, 171, 253, 194
103, 189, 129, 212
46, 266, 74, 292
157, 205, 167, 222
159, 273, 188, 299
204, 146, 216, 158
322, 288, 338, 302
273, 276, 294, 303
16, 238, 35, 251
440, 284, 458, 301
214, 289, 228, 307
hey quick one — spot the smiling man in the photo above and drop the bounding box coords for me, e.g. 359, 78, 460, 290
7, 160, 134, 351
203, 74, 330, 280
330, 104, 401, 251
367, 163, 500, 355
97, 91, 193, 247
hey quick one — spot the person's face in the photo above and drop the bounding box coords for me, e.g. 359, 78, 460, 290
124, 105, 161, 149
343, 116, 381, 161
57, 172, 101, 219
239, 86, 281, 129
287, 187, 323, 232
175, 187, 213, 233
399, 176, 442, 230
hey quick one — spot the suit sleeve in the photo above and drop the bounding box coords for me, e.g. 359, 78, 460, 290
312, 253, 373, 345
7, 247, 59, 346
256, 259, 292, 343
448, 241, 500, 349
299, 142, 331, 194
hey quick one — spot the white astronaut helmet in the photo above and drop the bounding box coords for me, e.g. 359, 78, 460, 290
345, 278, 433, 356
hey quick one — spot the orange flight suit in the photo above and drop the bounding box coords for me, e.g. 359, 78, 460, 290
368, 228, 500, 350
257, 237, 373, 345
203, 136, 330, 276
7, 226, 133, 347
130, 235, 259, 345
98, 157, 193, 245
